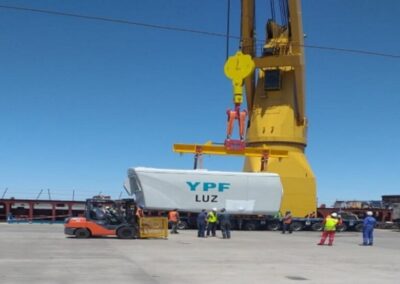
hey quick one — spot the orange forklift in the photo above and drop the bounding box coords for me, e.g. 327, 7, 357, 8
64, 197, 141, 239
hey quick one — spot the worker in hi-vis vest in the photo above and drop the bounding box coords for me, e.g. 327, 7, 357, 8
317, 212, 341, 246
168, 209, 180, 234
206, 208, 218, 237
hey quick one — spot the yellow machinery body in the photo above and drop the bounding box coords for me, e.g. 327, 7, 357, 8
241, 0, 316, 217
174, 0, 316, 217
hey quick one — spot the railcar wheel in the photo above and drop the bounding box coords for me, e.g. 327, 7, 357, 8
244, 222, 257, 231
311, 222, 323, 232
290, 222, 303, 232
177, 221, 189, 230
336, 223, 347, 232
355, 223, 363, 232
267, 221, 281, 231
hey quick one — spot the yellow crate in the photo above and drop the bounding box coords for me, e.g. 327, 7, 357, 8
139, 217, 168, 239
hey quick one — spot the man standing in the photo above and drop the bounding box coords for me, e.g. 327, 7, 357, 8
282, 211, 293, 234
206, 208, 218, 237
168, 208, 180, 234
92, 203, 107, 221
135, 205, 144, 225
136, 205, 144, 218
218, 208, 231, 239
318, 212, 341, 246
197, 209, 207, 238
362, 211, 376, 246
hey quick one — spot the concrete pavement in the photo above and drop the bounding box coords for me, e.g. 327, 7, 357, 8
0, 224, 399, 284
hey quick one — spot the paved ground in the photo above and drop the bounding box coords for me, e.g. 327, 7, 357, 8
0, 224, 399, 284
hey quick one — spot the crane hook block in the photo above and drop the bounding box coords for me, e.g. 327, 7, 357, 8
224, 51, 255, 95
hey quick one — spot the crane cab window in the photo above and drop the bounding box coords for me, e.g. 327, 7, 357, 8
264, 69, 281, 91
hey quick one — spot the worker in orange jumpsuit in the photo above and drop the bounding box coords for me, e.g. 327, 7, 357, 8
168, 209, 180, 234
317, 212, 341, 246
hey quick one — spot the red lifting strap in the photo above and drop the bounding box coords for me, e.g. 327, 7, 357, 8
226, 107, 247, 140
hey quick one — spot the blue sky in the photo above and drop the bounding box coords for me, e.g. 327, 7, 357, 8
0, 0, 399, 205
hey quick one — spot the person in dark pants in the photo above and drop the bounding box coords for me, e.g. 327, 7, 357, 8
218, 208, 231, 239
362, 211, 376, 246
197, 209, 207, 238
282, 211, 293, 234
206, 208, 218, 237
168, 209, 180, 234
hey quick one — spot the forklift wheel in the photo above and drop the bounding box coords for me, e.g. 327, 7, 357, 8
75, 228, 91, 239
117, 226, 136, 239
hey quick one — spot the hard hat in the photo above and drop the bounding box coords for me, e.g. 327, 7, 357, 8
331, 212, 338, 218
367, 211, 373, 216
212, 208, 217, 211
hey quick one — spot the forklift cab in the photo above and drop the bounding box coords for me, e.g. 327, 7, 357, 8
85, 198, 137, 226
85, 198, 135, 225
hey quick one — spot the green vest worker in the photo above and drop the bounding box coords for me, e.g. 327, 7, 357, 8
318, 212, 341, 246
206, 208, 218, 237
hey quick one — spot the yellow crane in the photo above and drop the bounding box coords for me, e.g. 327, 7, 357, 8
174, 0, 316, 217
240, 0, 316, 217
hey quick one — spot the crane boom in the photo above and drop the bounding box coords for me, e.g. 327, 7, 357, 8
240, 0, 256, 116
